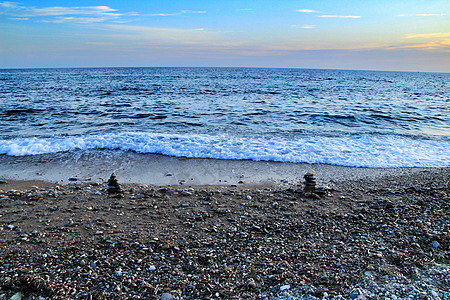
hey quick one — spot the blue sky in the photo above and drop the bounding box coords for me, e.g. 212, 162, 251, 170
0, 0, 449, 71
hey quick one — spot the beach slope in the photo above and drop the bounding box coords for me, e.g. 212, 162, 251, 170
0, 167, 448, 299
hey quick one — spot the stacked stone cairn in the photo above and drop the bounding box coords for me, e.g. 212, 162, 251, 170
107, 173, 122, 194
303, 172, 329, 199
303, 172, 317, 192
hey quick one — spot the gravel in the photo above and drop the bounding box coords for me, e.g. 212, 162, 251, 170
0, 168, 448, 299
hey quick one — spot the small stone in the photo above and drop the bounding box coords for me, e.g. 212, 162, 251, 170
252, 225, 262, 231
161, 293, 176, 300
350, 288, 367, 300
247, 278, 257, 288
69, 177, 78, 181
0, 180, 7, 184
432, 241, 439, 248
10, 292, 23, 300
181, 190, 192, 196
280, 284, 290, 291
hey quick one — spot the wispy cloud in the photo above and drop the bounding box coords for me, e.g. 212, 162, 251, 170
0, 1, 125, 23
236, 8, 252, 12
296, 9, 319, 13
41, 17, 110, 24
393, 32, 450, 50
397, 13, 446, 17
319, 15, 361, 18
296, 8, 361, 19
350, 32, 450, 51
404, 32, 450, 39
388, 39, 450, 50
148, 10, 206, 17
291, 25, 316, 29
0, 1, 16, 8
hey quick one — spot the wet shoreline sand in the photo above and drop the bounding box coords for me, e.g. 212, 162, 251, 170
0, 156, 448, 299
0, 150, 438, 186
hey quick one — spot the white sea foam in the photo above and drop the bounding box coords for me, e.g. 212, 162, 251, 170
0, 133, 448, 168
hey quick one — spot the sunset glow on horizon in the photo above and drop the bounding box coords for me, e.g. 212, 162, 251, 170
1, 0, 449, 72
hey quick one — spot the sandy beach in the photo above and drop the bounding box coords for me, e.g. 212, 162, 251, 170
0, 150, 436, 187
0, 158, 448, 299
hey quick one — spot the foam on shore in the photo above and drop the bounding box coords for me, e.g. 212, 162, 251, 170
1, 133, 448, 168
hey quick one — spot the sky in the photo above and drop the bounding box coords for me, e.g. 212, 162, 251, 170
0, 0, 449, 72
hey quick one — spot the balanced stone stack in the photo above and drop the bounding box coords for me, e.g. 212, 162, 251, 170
107, 173, 122, 194
303, 172, 317, 192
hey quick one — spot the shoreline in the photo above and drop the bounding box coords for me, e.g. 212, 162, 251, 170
0, 150, 443, 187
0, 164, 448, 299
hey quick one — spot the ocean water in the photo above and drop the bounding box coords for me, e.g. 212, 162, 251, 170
0, 67, 449, 168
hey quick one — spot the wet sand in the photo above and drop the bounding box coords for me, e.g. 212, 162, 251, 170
0, 155, 448, 299
0, 150, 433, 186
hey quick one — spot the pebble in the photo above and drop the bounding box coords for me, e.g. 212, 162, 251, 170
10, 292, 23, 300
432, 240, 439, 248
349, 288, 368, 299
161, 293, 176, 300
247, 278, 257, 288
180, 190, 193, 196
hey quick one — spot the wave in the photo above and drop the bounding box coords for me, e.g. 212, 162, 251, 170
0, 133, 448, 168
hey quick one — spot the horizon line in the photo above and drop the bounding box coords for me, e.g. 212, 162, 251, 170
1, 65, 448, 74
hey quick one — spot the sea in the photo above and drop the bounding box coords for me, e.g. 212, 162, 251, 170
0, 67, 449, 168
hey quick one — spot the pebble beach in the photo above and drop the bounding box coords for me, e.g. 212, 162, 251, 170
0, 167, 448, 299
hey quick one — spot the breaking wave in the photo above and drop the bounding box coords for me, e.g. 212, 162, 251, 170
0, 132, 448, 168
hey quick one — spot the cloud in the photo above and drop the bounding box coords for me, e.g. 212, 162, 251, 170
319, 15, 361, 18
404, 32, 450, 39
0, 1, 15, 8
85, 42, 116, 46
392, 33, 450, 50
41, 17, 110, 24
236, 8, 252, 11
296, 9, 319, 13
28, 6, 119, 17
291, 25, 315, 29
296, 8, 360, 18
0, 2, 124, 23
148, 10, 206, 17
388, 39, 450, 50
